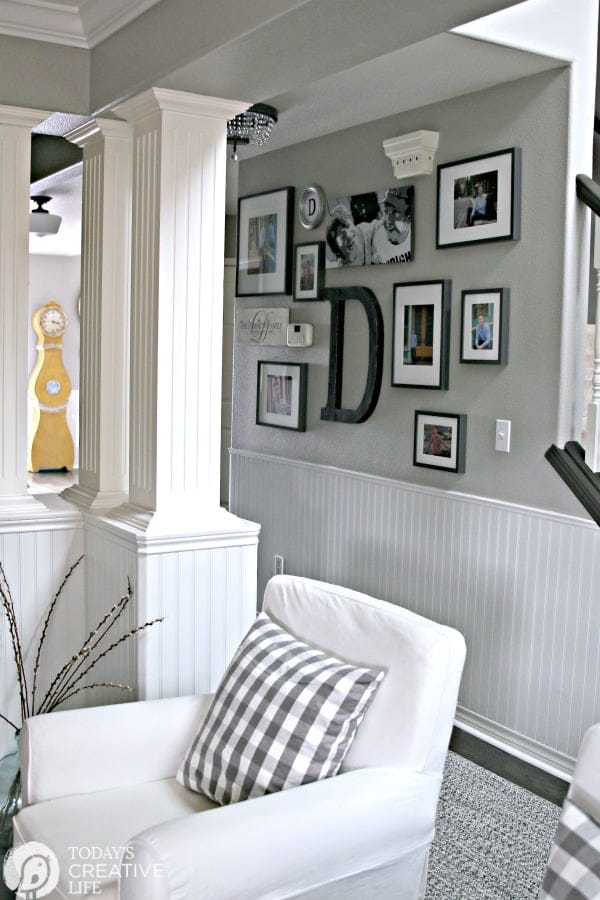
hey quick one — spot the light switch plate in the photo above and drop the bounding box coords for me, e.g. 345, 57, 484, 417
495, 419, 511, 452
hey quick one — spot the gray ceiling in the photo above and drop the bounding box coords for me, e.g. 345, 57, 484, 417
21, 0, 580, 243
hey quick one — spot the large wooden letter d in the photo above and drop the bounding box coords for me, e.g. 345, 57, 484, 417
320, 286, 384, 424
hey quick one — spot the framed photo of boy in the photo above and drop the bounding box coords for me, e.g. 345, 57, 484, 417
294, 241, 325, 301
392, 280, 451, 390
414, 411, 467, 473
460, 288, 509, 364
256, 361, 308, 431
236, 187, 295, 296
436, 148, 521, 248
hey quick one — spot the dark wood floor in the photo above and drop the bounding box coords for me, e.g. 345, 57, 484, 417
450, 727, 569, 806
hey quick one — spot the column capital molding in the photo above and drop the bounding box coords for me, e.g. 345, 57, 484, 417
0, 105, 51, 129
114, 88, 249, 125
66, 117, 132, 148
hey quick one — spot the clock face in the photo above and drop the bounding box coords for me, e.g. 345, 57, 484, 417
39, 306, 66, 337
45, 379, 61, 395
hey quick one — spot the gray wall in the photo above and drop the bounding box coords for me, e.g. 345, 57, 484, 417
233, 68, 581, 518
230, 68, 600, 770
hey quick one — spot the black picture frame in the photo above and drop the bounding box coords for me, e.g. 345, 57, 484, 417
392, 280, 451, 390
256, 361, 308, 431
293, 241, 325, 301
236, 187, 295, 296
414, 411, 467, 473
460, 288, 510, 364
436, 148, 521, 248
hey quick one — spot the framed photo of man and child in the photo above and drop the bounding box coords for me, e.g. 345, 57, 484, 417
436, 148, 521, 249
460, 288, 509, 364
324, 186, 414, 268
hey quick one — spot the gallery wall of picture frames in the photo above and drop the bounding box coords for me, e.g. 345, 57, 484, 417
238, 145, 521, 475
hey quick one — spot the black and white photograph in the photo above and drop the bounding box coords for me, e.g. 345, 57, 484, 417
236, 187, 295, 296
293, 241, 325, 301
460, 288, 510, 364
437, 148, 521, 248
414, 411, 467, 473
325, 185, 414, 268
392, 280, 451, 389
256, 361, 308, 431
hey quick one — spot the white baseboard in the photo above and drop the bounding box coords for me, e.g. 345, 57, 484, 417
456, 707, 574, 781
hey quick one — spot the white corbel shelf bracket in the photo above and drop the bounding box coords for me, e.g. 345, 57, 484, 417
382, 130, 440, 180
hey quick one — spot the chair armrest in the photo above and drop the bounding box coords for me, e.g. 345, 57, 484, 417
568, 722, 600, 821
20, 694, 211, 806
120, 767, 442, 900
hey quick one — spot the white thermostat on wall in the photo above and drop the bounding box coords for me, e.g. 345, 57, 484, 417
287, 323, 313, 347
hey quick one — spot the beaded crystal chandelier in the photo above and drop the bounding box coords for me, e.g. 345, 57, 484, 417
227, 104, 278, 161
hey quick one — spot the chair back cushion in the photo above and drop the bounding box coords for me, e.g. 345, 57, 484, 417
263, 575, 466, 774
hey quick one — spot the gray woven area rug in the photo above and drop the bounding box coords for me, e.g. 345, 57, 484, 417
426, 751, 562, 899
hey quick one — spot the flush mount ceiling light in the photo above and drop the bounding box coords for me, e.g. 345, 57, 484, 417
227, 104, 278, 161
30, 194, 62, 236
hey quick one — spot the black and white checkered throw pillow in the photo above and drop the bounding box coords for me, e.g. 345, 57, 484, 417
539, 798, 600, 900
177, 612, 384, 804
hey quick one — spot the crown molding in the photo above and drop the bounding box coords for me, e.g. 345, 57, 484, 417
0, 0, 160, 49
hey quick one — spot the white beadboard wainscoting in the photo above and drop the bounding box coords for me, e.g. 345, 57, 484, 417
83, 514, 259, 703
0, 504, 84, 757
230, 449, 600, 776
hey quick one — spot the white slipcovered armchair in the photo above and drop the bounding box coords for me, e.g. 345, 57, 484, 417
13, 574, 466, 899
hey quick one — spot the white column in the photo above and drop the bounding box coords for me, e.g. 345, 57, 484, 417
62, 119, 133, 510
81, 89, 260, 701
111, 89, 249, 533
0, 105, 51, 515
585, 214, 600, 472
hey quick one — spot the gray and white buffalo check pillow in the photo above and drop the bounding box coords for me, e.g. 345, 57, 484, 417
177, 612, 384, 804
539, 798, 600, 900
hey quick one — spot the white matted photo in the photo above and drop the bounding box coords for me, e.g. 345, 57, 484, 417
460, 288, 509, 364
437, 148, 521, 248
392, 280, 451, 389
256, 361, 308, 431
414, 411, 467, 473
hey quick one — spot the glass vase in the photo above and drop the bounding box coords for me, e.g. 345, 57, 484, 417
0, 734, 20, 854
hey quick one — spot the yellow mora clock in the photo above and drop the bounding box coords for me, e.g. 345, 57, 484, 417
28, 300, 74, 472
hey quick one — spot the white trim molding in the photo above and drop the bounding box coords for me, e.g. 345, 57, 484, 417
0, 0, 160, 48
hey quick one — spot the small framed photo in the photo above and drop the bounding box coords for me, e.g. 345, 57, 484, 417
392, 280, 451, 390
414, 411, 467, 473
256, 361, 308, 431
294, 241, 325, 301
437, 148, 521, 248
460, 288, 509, 364
236, 187, 295, 296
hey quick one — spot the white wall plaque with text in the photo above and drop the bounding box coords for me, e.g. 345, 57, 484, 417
236, 307, 290, 346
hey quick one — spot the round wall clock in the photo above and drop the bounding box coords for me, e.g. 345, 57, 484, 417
299, 184, 326, 230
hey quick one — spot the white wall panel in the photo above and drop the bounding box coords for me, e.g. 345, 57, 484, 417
231, 449, 600, 773
0, 520, 83, 756
84, 517, 257, 703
